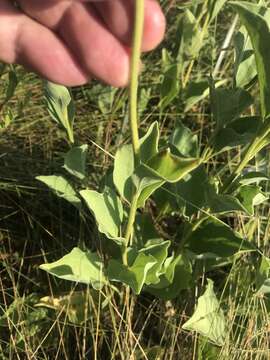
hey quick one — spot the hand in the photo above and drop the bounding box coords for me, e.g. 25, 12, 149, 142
0, 0, 166, 87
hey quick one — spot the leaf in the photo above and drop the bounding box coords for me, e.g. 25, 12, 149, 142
80, 188, 123, 244
107, 253, 157, 294
212, 116, 262, 153
182, 279, 226, 346
184, 79, 227, 112
234, 26, 257, 88
113, 144, 134, 203
210, 86, 253, 130
63, 144, 88, 180
146, 253, 192, 300
139, 122, 159, 163
208, 0, 227, 23
139, 240, 171, 285
230, 1, 270, 118
169, 120, 198, 157
186, 220, 255, 257
147, 148, 200, 183
160, 64, 180, 110
256, 255, 270, 294
44, 81, 75, 143
39, 247, 106, 290
237, 185, 268, 215
36, 175, 81, 208
159, 9, 203, 110
239, 171, 269, 185
5, 70, 18, 103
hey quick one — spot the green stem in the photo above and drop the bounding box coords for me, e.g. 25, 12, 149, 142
122, 0, 145, 266
129, 0, 144, 163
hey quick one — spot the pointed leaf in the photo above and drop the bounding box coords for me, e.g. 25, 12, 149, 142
44, 82, 75, 143
36, 175, 81, 208
80, 188, 123, 244
210, 86, 253, 130
146, 253, 192, 300
139, 240, 171, 285
169, 120, 198, 157
237, 185, 268, 215
230, 1, 270, 118
107, 253, 157, 294
139, 121, 159, 163
39, 247, 106, 290
147, 148, 200, 183
113, 144, 134, 202
63, 144, 88, 180
186, 220, 255, 257
182, 279, 226, 346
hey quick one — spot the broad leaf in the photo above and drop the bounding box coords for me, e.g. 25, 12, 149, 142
147, 148, 200, 183
39, 247, 106, 290
210, 86, 253, 130
230, 2, 270, 118
107, 253, 157, 294
169, 120, 198, 157
63, 144, 88, 180
139, 240, 171, 285
237, 185, 268, 215
113, 144, 134, 202
44, 82, 75, 143
80, 188, 123, 244
139, 121, 159, 163
234, 26, 257, 88
212, 116, 261, 153
186, 220, 255, 257
36, 175, 81, 208
146, 253, 192, 300
182, 279, 226, 346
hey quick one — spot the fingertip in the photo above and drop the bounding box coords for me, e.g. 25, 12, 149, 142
142, 0, 166, 52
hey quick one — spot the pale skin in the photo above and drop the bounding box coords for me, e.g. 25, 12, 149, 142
0, 0, 166, 87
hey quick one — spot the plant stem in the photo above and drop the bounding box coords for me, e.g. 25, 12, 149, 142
129, 0, 144, 163
122, 0, 145, 266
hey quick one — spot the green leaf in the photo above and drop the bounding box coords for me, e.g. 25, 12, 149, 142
205, 186, 248, 214
212, 116, 261, 153
182, 279, 226, 346
256, 255, 270, 294
239, 171, 269, 185
234, 26, 257, 88
139, 121, 159, 163
113, 144, 134, 202
230, 1, 270, 118
39, 247, 106, 290
208, 0, 227, 23
36, 175, 81, 208
146, 253, 192, 300
169, 120, 198, 157
80, 188, 123, 244
186, 220, 255, 257
44, 81, 75, 143
147, 148, 200, 183
107, 253, 157, 294
139, 240, 171, 285
5, 70, 18, 103
160, 64, 180, 110
63, 144, 88, 180
237, 185, 268, 215
210, 86, 253, 130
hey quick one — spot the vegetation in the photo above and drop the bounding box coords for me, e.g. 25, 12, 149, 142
1, 0, 270, 359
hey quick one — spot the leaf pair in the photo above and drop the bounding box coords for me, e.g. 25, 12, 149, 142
113, 121, 200, 208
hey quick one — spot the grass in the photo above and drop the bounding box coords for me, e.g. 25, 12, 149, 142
1, 1, 270, 359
